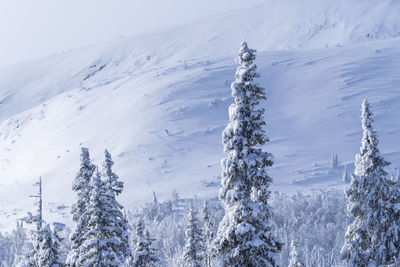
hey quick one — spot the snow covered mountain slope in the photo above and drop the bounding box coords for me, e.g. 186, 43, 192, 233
1, 0, 400, 229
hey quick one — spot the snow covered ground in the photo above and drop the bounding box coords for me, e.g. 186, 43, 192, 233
1, 0, 400, 230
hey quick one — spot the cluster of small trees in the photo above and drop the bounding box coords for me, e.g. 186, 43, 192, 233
1, 42, 399, 267
66, 148, 131, 266
20, 148, 161, 266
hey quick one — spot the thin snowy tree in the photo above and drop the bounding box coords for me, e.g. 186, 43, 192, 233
288, 240, 304, 267
101, 149, 130, 262
150, 191, 161, 221
76, 171, 121, 266
397, 168, 400, 181
331, 153, 338, 168
214, 42, 282, 266
341, 99, 400, 266
24, 176, 45, 267
66, 147, 96, 266
23, 177, 44, 229
34, 223, 65, 267
201, 201, 215, 267
130, 218, 158, 267
342, 165, 349, 183
183, 203, 204, 267
29, 177, 44, 231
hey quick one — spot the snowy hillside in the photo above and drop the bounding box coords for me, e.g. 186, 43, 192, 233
1, 0, 400, 230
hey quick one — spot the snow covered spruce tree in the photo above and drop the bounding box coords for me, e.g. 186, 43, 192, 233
34, 223, 65, 267
76, 171, 121, 266
341, 99, 400, 266
129, 218, 158, 267
214, 42, 282, 266
66, 147, 96, 266
201, 201, 215, 267
102, 149, 130, 262
183, 203, 205, 267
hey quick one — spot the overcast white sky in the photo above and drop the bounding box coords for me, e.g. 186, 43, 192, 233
0, 0, 264, 67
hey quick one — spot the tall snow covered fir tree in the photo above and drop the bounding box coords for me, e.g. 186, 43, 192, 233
129, 218, 158, 267
341, 99, 400, 266
66, 147, 96, 266
214, 42, 282, 266
102, 149, 130, 263
183, 203, 204, 267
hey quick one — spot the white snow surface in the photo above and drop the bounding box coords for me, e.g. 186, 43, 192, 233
1, 0, 400, 230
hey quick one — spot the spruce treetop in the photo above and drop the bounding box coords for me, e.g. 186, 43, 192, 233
355, 99, 390, 178
73, 147, 96, 191
103, 149, 123, 195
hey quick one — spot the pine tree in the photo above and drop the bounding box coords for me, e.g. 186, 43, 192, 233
214, 42, 282, 266
183, 203, 204, 267
24, 176, 45, 267
66, 147, 96, 266
341, 99, 400, 266
34, 223, 65, 267
103, 149, 124, 195
201, 201, 214, 267
24, 177, 44, 229
102, 149, 130, 262
76, 172, 121, 266
130, 218, 158, 267
150, 191, 160, 221
384, 178, 400, 264
288, 240, 304, 267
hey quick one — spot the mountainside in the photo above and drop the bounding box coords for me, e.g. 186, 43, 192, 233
1, 0, 400, 230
